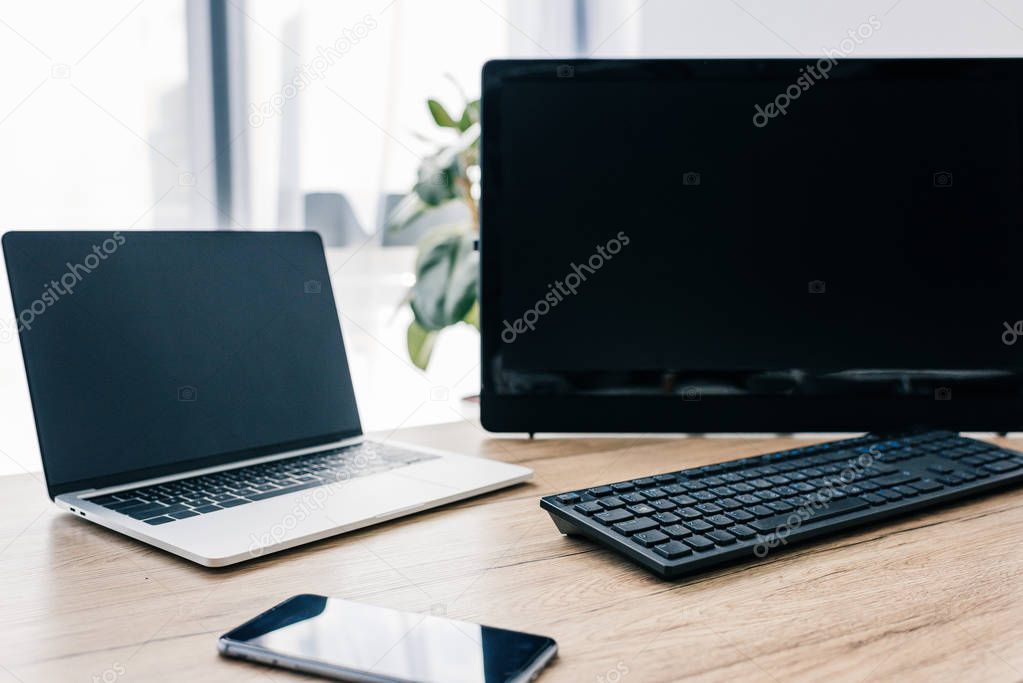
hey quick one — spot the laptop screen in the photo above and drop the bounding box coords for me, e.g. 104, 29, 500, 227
3, 231, 362, 497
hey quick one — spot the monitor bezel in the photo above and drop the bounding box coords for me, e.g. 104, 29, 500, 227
479, 58, 1023, 434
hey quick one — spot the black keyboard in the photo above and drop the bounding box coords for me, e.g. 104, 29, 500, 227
541, 431, 1023, 578
84, 442, 438, 526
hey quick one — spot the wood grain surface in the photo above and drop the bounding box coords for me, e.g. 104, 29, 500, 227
2, 422, 1022, 682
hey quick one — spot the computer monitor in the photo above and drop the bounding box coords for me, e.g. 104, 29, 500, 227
480, 58, 1023, 433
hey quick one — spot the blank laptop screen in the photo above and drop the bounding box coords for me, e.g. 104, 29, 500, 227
3, 231, 362, 496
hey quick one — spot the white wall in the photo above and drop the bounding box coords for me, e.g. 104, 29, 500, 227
632, 0, 1023, 58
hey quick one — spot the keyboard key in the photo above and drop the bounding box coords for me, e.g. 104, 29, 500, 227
633, 530, 669, 547
621, 492, 646, 504
127, 503, 189, 519
874, 472, 919, 487
193, 504, 222, 513
862, 493, 886, 505
749, 505, 775, 518
612, 518, 659, 536
893, 485, 919, 497
219, 498, 249, 508
676, 507, 702, 520
984, 460, 1021, 474
728, 524, 757, 540
909, 479, 943, 493
595, 509, 633, 525
705, 515, 734, 528
654, 541, 693, 559
706, 530, 736, 545
627, 504, 656, 516
695, 503, 722, 515
143, 516, 176, 525
653, 512, 680, 525
669, 495, 698, 507
556, 493, 581, 504
877, 489, 902, 502
588, 486, 613, 497
683, 519, 713, 533
766, 501, 794, 513
611, 482, 636, 493
725, 509, 755, 522
649, 499, 676, 511
169, 510, 199, 520
642, 488, 668, 500
660, 524, 691, 539
598, 496, 626, 509
247, 480, 325, 501
751, 496, 869, 533
632, 478, 656, 488
684, 535, 715, 551
104, 498, 146, 510
574, 502, 603, 515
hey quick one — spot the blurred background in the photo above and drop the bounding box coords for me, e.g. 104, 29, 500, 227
1, 0, 1020, 474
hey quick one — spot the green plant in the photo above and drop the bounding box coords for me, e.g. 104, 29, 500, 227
388, 82, 480, 369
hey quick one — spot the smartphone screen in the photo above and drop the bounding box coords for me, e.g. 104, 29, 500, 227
219, 594, 557, 683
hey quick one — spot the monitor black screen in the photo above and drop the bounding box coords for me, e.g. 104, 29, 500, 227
480, 59, 1023, 433
3, 231, 362, 497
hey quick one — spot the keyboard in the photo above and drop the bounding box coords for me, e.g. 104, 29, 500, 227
84, 441, 439, 526
541, 431, 1023, 579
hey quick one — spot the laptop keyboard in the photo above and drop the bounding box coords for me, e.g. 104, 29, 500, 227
84, 442, 439, 525
541, 431, 1023, 578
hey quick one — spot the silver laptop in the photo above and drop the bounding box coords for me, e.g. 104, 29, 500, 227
3, 230, 530, 566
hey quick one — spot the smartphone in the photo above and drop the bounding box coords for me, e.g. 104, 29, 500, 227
218, 594, 558, 683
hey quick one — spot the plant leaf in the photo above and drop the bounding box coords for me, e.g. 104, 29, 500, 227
413, 153, 460, 206
463, 299, 479, 330
427, 98, 458, 128
409, 229, 478, 331
458, 99, 480, 132
407, 319, 439, 370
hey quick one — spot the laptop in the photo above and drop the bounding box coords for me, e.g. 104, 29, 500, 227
3, 231, 531, 566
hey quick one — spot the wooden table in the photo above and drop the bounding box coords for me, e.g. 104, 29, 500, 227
3, 423, 1023, 682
